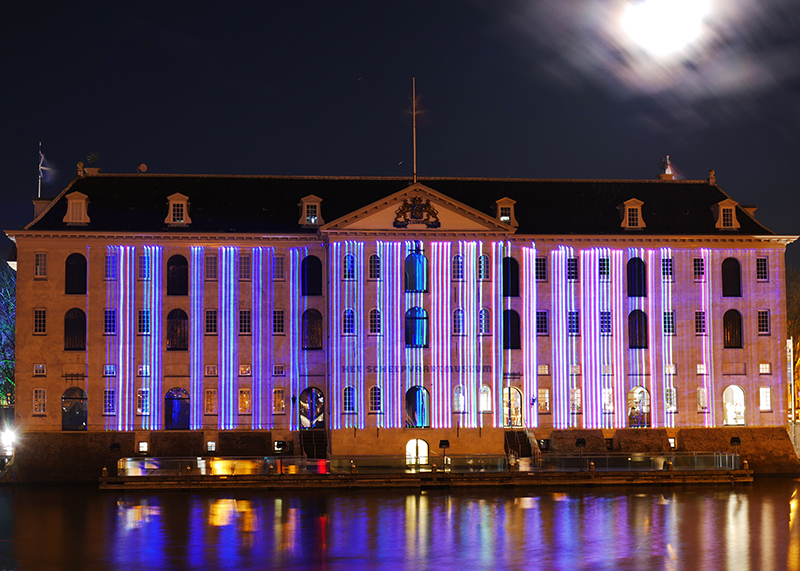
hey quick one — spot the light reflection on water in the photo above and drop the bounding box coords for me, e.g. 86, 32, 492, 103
0, 478, 799, 570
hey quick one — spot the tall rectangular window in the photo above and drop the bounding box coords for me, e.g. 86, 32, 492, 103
661, 258, 674, 281
103, 389, 116, 415
238, 388, 252, 414
239, 254, 252, 281
105, 254, 117, 280
478, 255, 490, 281
722, 207, 734, 228
34, 253, 47, 278
369, 254, 381, 280
343, 254, 356, 281
205, 255, 218, 281
342, 309, 356, 335
273, 388, 285, 414
34, 309, 46, 334
663, 311, 675, 335
138, 310, 151, 335
568, 311, 580, 335
600, 311, 612, 335
602, 388, 614, 413
205, 309, 218, 335
104, 309, 116, 335
627, 208, 639, 228
756, 257, 769, 281
759, 387, 772, 411
137, 389, 150, 415
694, 311, 706, 335
172, 203, 185, 224
535, 257, 547, 281
305, 204, 318, 224
757, 310, 770, 335
570, 388, 582, 413
369, 309, 381, 335
33, 389, 46, 414
693, 258, 705, 281
273, 256, 285, 280
567, 258, 579, 281
239, 309, 252, 335
697, 388, 709, 411
598, 258, 610, 280
538, 388, 550, 413
138, 255, 151, 280
204, 389, 218, 415
665, 387, 677, 413
536, 311, 548, 335
273, 309, 285, 334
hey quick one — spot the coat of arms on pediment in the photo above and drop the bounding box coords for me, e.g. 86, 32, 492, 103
394, 196, 441, 228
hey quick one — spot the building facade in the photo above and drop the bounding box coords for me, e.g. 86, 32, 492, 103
9, 166, 797, 458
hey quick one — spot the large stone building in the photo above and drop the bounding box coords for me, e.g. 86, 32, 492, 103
8, 164, 797, 463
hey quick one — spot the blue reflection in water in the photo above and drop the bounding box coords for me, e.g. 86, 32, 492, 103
2, 480, 800, 570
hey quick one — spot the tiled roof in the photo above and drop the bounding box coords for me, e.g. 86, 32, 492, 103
23, 173, 774, 236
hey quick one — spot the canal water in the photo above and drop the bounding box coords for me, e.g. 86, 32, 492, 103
1, 478, 799, 571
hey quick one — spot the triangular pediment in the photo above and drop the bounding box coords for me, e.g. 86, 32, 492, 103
320, 183, 514, 234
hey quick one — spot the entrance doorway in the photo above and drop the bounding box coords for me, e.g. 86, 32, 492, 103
406, 439, 429, 469
405, 386, 430, 428
723, 385, 746, 426
164, 387, 190, 430
299, 387, 325, 428
62, 387, 88, 431
627, 387, 651, 428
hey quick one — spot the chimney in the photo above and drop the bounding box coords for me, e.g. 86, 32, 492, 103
33, 198, 51, 219
658, 155, 674, 181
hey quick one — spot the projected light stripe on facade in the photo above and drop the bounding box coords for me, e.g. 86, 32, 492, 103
218, 247, 239, 429
251, 247, 267, 429
699, 247, 715, 426
460, 241, 480, 429
522, 245, 538, 428
190, 246, 204, 429
659, 247, 675, 428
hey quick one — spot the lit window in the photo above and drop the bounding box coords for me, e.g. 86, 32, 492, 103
598, 258, 610, 280
33, 388, 46, 414
103, 389, 116, 415
571, 388, 582, 413
568, 311, 580, 335
697, 388, 708, 411
103, 364, 116, 376
696, 364, 707, 375
567, 258, 579, 281
758, 310, 770, 335
273, 256, 285, 280
663, 311, 675, 335
661, 258, 674, 281
104, 309, 116, 336
138, 310, 150, 335
343, 254, 355, 281
536, 311, 548, 335
479, 309, 491, 335
368, 254, 381, 280
535, 257, 547, 281
479, 386, 492, 412
453, 386, 466, 413
305, 204, 318, 225
538, 388, 550, 413
759, 363, 771, 375
759, 387, 772, 411
239, 309, 252, 335
452, 255, 464, 281
137, 365, 150, 377
137, 389, 150, 415
756, 258, 769, 281
602, 364, 613, 375
34, 309, 46, 334
538, 364, 550, 375
478, 255, 491, 281
694, 311, 706, 335
664, 363, 676, 375
204, 389, 218, 415
665, 387, 677, 413
205, 255, 218, 281
239, 254, 251, 281
602, 388, 614, 413
105, 254, 117, 280
453, 309, 465, 335
499, 206, 512, 223
239, 388, 252, 414
239, 364, 251, 376
273, 309, 285, 335
205, 309, 218, 335
570, 364, 582, 375
600, 311, 612, 335
205, 365, 218, 376
369, 386, 381, 413
369, 309, 381, 335
138, 255, 151, 280
693, 258, 705, 281
273, 388, 285, 414
343, 386, 356, 413
342, 309, 356, 335
273, 364, 286, 377
33, 364, 46, 376
34, 253, 47, 278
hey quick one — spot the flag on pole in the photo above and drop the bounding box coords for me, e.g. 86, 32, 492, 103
39, 144, 54, 183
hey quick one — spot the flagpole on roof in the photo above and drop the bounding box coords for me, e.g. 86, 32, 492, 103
412, 77, 417, 185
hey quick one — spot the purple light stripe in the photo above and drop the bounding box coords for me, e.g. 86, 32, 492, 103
522, 244, 538, 428
190, 246, 204, 429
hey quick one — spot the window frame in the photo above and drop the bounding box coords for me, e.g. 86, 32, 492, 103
205, 309, 218, 335
34, 252, 47, 279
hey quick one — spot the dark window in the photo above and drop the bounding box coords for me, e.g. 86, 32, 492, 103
567, 258, 579, 281
405, 307, 428, 348
302, 309, 323, 349
503, 309, 521, 349
722, 258, 741, 297
62, 387, 88, 431
65, 253, 87, 294
405, 252, 428, 292
166, 309, 189, 350
167, 255, 188, 296
502, 257, 520, 297
64, 308, 86, 351
723, 309, 743, 348
628, 309, 648, 349
302, 255, 323, 296
164, 387, 190, 430
627, 258, 647, 297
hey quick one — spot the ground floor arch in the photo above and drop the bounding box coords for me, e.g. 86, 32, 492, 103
406, 438, 429, 468
164, 387, 190, 430
723, 385, 746, 426
62, 387, 87, 431
300, 387, 325, 429
627, 387, 651, 428
405, 386, 430, 428
502, 386, 522, 427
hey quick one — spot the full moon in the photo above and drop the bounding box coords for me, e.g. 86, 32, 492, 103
621, 0, 710, 57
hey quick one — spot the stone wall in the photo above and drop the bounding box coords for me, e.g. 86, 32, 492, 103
678, 426, 800, 474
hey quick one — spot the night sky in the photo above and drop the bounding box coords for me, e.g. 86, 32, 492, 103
2, 0, 799, 264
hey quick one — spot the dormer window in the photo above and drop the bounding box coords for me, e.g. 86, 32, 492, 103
165, 193, 191, 227
619, 198, 645, 231
494, 197, 518, 227
711, 199, 740, 231
62, 192, 90, 226
298, 195, 324, 228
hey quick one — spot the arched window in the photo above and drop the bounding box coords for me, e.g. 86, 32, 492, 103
453, 385, 466, 413
627, 258, 647, 297
166, 309, 189, 350
64, 308, 86, 351
369, 386, 381, 413
65, 253, 87, 294
342, 309, 355, 335
405, 307, 428, 348
167, 255, 188, 296
480, 386, 492, 412
502, 257, 519, 297
369, 309, 381, 335
302, 255, 323, 296
368, 254, 381, 280
164, 387, 190, 430
723, 309, 743, 348
478, 309, 491, 335
722, 258, 742, 297
628, 309, 648, 349
452, 255, 464, 281
62, 387, 88, 431
405, 251, 428, 292
453, 309, 465, 335
405, 386, 430, 428
478, 254, 490, 281
503, 309, 521, 349
302, 309, 323, 349
343, 386, 356, 413
343, 254, 355, 281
